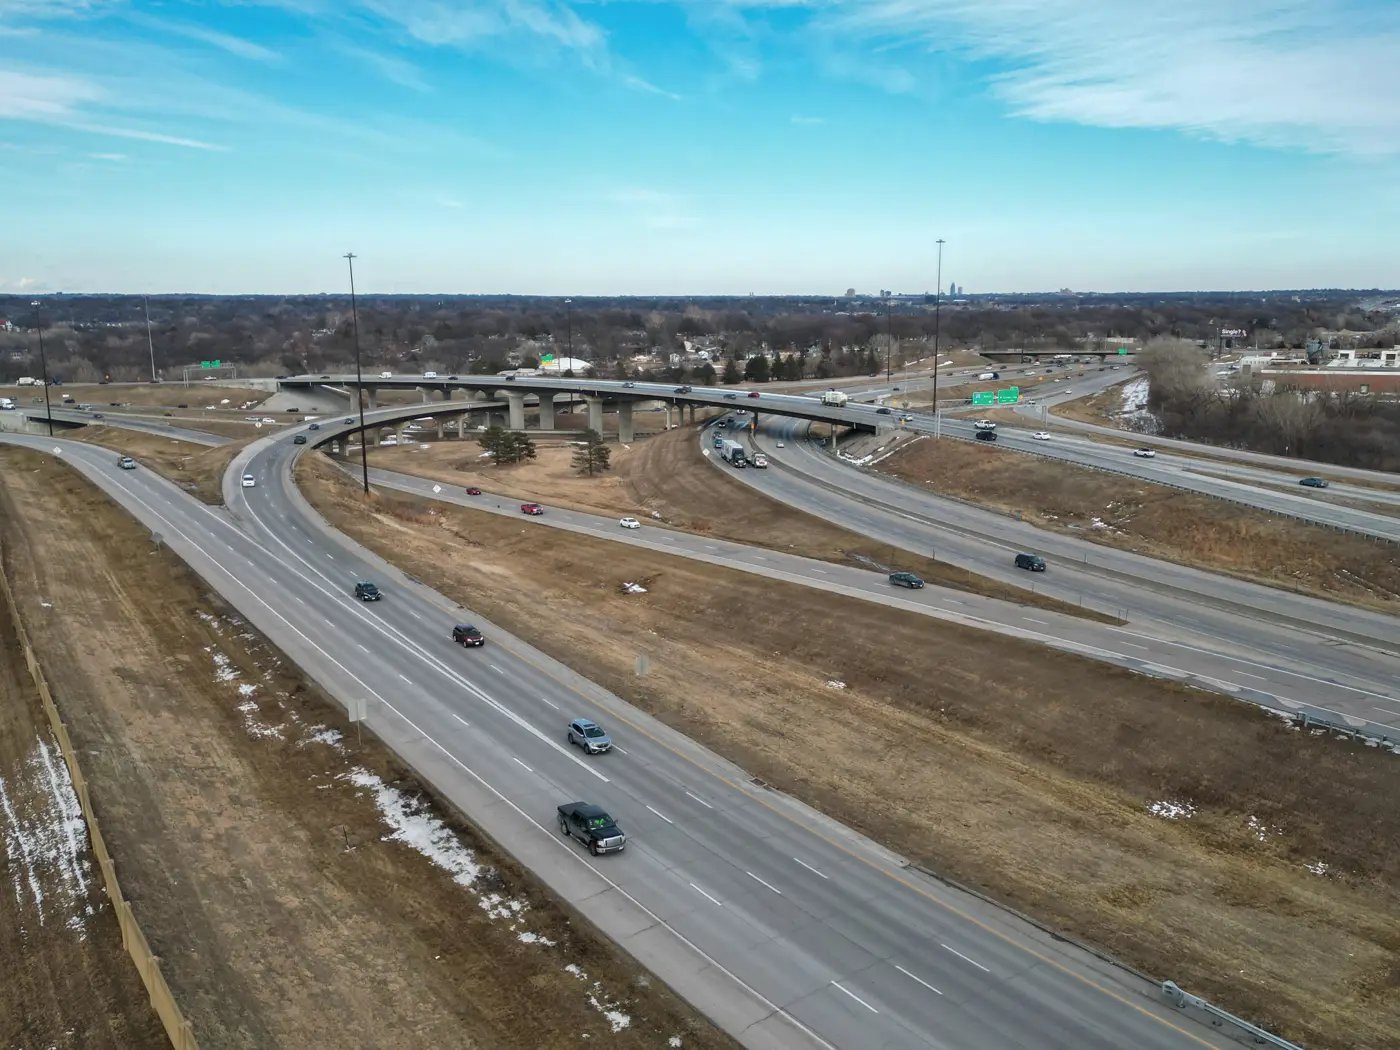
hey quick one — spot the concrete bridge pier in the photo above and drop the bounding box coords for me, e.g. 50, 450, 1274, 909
585, 396, 605, 435
617, 401, 635, 443
538, 392, 557, 430
362, 387, 378, 411
663, 403, 673, 431
506, 391, 527, 430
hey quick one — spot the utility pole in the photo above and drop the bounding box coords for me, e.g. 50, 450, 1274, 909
886, 294, 893, 382
143, 296, 157, 381
344, 252, 370, 494
565, 298, 573, 371
932, 239, 946, 432
31, 300, 53, 437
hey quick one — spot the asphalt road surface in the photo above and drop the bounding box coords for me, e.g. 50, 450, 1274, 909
0, 430, 1239, 1050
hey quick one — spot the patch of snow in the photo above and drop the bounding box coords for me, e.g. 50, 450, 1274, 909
670, 1038, 683, 1049
516, 930, 556, 946
208, 649, 240, 683
237, 683, 257, 698
561, 963, 632, 1033
236, 700, 284, 740
564, 963, 587, 980
0, 736, 95, 934
826, 680, 846, 690
1246, 815, 1281, 841
1304, 861, 1329, 876
621, 582, 647, 594
1148, 800, 1196, 820
301, 726, 344, 750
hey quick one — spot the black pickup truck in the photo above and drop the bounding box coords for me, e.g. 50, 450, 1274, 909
557, 802, 627, 855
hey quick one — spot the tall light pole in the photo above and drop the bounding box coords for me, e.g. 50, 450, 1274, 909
344, 252, 370, 494
886, 293, 893, 382
932, 238, 946, 433
31, 300, 52, 437
565, 298, 573, 372
143, 296, 157, 381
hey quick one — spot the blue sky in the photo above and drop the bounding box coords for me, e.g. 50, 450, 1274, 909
3, 0, 1398, 294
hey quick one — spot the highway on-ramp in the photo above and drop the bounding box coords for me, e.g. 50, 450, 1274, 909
0, 430, 1238, 1050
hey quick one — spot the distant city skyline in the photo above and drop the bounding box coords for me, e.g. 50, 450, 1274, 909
3, 1, 1398, 295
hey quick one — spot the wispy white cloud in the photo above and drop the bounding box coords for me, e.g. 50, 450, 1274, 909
332, 39, 432, 91
88, 150, 125, 160
622, 73, 681, 100
791, 114, 825, 125
128, 14, 282, 62
814, 0, 1400, 155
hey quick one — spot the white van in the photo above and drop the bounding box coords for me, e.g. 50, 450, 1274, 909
422, 370, 439, 379
379, 370, 393, 379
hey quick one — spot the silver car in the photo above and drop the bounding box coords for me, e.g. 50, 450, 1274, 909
567, 718, 612, 754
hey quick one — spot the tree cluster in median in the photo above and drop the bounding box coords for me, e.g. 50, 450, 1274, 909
477, 426, 536, 466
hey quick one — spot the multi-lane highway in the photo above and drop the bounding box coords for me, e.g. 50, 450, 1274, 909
0, 429, 1240, 1050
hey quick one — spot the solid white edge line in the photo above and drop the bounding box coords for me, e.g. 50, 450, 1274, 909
685, 790, 713, 809
941, 943, 991, 972
646, 804, 673, 824
793, 856, 829, 880
830, 981, 879, 1013
895, 964, 943, 995
746, 870, 783, 895
689, 882, 723, 906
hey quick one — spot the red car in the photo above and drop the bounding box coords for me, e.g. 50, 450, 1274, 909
747, 391, 760, 398
465, 486, 482, 496
520, 502, 544, 515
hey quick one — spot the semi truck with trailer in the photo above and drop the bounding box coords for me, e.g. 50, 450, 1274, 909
820, 390, 849, 407
718, 438, 748, 466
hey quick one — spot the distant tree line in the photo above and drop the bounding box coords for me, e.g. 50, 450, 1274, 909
1139, 343, 1400, 471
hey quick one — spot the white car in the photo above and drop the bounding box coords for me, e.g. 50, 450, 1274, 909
1032, 431, 1051, 441
1133, 447, 1156, 458
776, 441, 785, 448
260, 416, 276, 423
241, 473, 256, 488
618, 517, 641, 530
423, 370, 439, 379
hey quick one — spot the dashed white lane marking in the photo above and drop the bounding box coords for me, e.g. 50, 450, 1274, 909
357, 643, 369, 653
538, 696, 559, 709
1236, 671, 1267, 681
646, 804, 673, 824
895, 965, 943, 996
685, 790, 713, 809
451, 713, 470, 727
793, 857, 829, 879
489, 663, 504, 674
689, 882, 723, 906
612, 745, 629, 755
512, 757, 532, 772
1023, 617, 1049, 625
941, 943, 990, 972
398, 674, 412, 684
830, 981, 879, 1013
746, 871, 783, 895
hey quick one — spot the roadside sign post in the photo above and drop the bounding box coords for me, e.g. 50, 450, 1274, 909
635, 654, 650, 677
349, 697, 368, 749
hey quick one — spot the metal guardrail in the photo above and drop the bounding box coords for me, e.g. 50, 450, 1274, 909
1291, 705, 1400, 751
1161, 981, 1304, 1048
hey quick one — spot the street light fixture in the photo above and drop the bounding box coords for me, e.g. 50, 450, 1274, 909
143, 296, 157, 382
31, 300, 52, 437
344, 252, 370, 494
565, 298, 573, 373
886, 293, 893, 382
932, 239, 946, 434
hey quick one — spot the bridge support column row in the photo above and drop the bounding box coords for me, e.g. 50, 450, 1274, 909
506, 391, 526, 431
585, 396, 605, 435
538, 392, 556, 430
617, 401, 634, 443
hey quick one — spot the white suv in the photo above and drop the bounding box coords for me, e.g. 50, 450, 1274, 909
241, 473, 256, 488
618, 517, 640, 530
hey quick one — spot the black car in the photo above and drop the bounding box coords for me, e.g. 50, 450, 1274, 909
678, 385, 692, 393
293, 435, 307, 444
1299, 477, 1329, 489
354, 581, 381, 601
889, 571, 924, 589
308, 422, 320, 430
452, 623, 485, 647
724, 392, 738, 400
974, 430, 997, 442
319, 374, 331, 379
342, 417, 354, 424
1014, 553, 1046, 572
448, 375, 459, 380
876, 407, 892, 415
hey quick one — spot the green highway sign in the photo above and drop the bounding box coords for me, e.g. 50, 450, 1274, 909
971, 391, 994, 406
996, 386, 1021, 404
540, 353, 555, 363
1117, 347, 1129, 355
199, 360, 222, 369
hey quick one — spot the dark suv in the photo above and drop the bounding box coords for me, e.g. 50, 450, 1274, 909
889, 571, 925, 589
354, 581, 381, 601
452, 624, 485, 647
974, 430, 998, 442
1014, 553, 1046, 572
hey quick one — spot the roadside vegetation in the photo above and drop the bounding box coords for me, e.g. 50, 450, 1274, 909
879, 436, 1400, 612
0, 449, 732, 1050
300, 454, 1400, 1050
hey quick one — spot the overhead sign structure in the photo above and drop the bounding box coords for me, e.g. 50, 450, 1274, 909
199, 359, 222, 369
996, 387, 1021, 405
1118, 347, 1130, 355
971, 391, 995, 406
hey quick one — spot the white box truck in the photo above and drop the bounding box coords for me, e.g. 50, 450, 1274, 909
719, 438, 748, 466
820, 390, 849, 407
